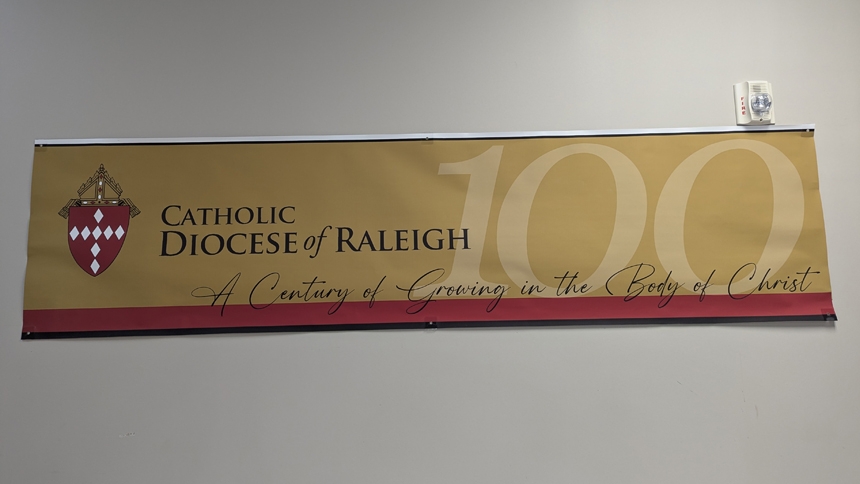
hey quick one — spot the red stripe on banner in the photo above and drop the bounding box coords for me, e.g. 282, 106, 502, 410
23, 292, 835, 335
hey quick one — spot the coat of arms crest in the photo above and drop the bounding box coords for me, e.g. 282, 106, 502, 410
58, 165, 140, 276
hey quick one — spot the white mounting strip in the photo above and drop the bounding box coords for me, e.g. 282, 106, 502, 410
35, 124, 815, 146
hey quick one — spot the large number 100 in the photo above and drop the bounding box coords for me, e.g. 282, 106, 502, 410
438, 140, 805, 296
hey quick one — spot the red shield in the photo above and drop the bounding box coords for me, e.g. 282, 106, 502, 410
67, 206, 130, 276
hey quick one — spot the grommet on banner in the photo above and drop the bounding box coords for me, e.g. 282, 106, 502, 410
424, 318, 437, 330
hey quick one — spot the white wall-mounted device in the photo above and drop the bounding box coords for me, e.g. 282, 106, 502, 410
733, 81, 775, 125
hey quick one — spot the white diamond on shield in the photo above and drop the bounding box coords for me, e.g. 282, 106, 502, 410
94, 209, 104, 223
91, 242, 101, 257
115, 226, 125, 239
82, 227, 91, 240
70, 227, 80, 240
104, 226, 114, 239
93, 226, 102, 239
90, 259, 100, 274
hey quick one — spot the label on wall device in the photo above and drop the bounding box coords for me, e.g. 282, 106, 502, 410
23, 126, 835, 338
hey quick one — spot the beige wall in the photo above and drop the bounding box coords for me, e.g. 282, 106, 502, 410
1, 1, 859, 483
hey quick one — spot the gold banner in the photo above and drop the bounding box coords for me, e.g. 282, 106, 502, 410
23, 128, 835, 337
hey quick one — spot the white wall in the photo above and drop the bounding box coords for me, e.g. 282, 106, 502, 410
2, 1, 859, 483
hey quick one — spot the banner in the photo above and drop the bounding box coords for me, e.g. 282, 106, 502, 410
23, 127, 835, 338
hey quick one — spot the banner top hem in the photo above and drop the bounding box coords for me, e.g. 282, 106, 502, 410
34, 124, 816, 147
